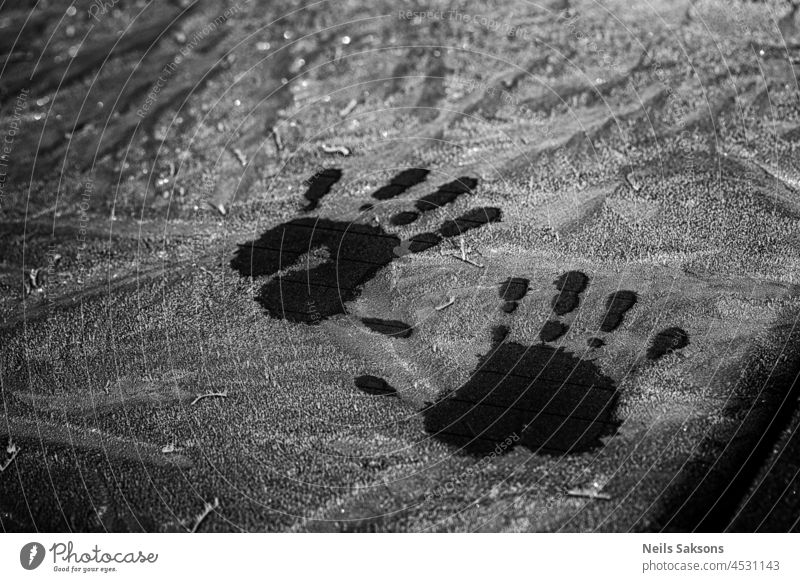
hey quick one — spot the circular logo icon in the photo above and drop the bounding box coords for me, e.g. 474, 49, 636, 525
20, 542, 45, 570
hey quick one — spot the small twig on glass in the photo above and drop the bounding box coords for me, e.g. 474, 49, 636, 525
435, 296, 455, 311
191, 391, 228, 406
0, 439, 20, 472
190, 497, 220, 533
566, 482, 612, 501
450, 254, 485, 268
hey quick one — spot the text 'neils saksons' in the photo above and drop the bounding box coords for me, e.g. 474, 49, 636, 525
643, 543, 724, 554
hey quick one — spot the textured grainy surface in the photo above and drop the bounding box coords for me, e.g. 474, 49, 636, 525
1, 0, 800, 532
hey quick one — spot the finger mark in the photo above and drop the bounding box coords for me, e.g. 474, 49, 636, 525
371, 168, 430, 200
408, 232, 442, 253
499, 277, 530, 301
438, 207, 501, 238
414, 176, 477, 211
390, 210, 420, 226
551, 271, 589, 315
599, 290, 637, 332
302, 168, 342, 211
354, 375, 398, 396
647, 327, 689, 360
540, 320, 568, 342
361, 317, 413, 338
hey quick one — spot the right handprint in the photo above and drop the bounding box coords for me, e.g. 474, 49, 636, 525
422, 272, 687, 455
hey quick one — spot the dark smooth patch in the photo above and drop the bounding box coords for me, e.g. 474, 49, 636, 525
361, 317, 413, 338
231, 218, 400, 323
424, 341, 618, 455
359, 202, 374, 211
501, 301, 518, 313
587, 337, 605, 348
370, 184, 404, 201
414, 177, 477, 212
390, 211, 420, 226
499, 277, 530, 301
647, 327, 689, 360
540, 320, 568, 342
599, 290, 637, 332
551, 271, 589, 316
302, 168, 342, 211
439, 177, 478, 194
415, 190, 460, 212
491, 325, 509, 344
372, 168, 430, 200
438, 207, 501, 238
355, 375, 397, 396
233, 176, 497, 323
552, 292, 580, 316
554, 270, 589, 293
407, 232, 442, 253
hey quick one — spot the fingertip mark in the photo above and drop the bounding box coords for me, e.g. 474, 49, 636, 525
647, 327, 689, 360
355, 375, 397, 396
302, 168, 342, 211
540, 320, 568, 342
600, 290, 637, 332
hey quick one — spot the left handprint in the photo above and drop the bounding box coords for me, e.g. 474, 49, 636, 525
231, 168, 500, 323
